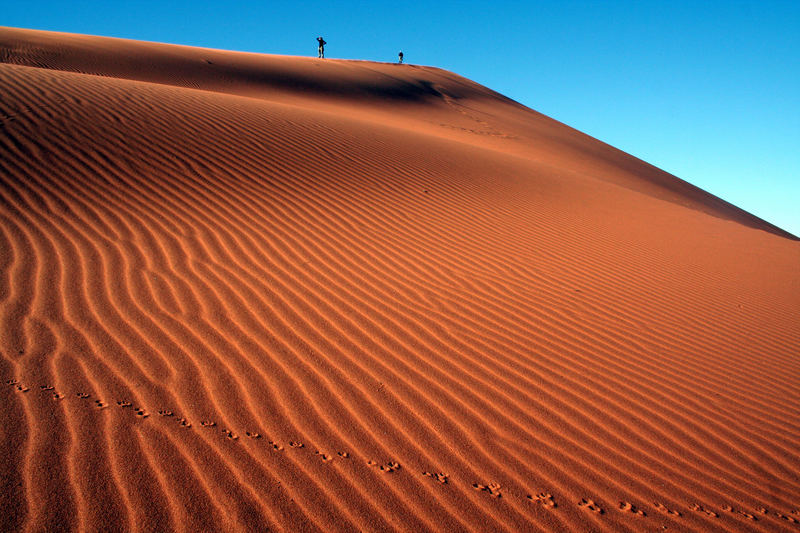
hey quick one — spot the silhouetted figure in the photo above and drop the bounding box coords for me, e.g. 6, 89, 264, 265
317, 36, 326, 58
398, 51, 404, 64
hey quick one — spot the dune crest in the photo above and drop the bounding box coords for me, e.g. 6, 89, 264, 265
1, 27, 799, 532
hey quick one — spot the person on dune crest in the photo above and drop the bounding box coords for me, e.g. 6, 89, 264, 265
317, 36, 326, 58
398, 51, 404, 63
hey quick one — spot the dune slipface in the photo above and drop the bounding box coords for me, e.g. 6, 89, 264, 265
1, 27, 799, 532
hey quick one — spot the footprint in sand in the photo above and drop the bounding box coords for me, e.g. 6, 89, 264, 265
158, 409, 174, 417
76, 392, 90, 399
368, 460, 401, 473
423, 471, 449, 484
200, 420, 215, 427
722, 505, 757, 521
472, 482, 502, 498
739, 510, 757, 520
654, 502, 681, 516
527, 492, 556, 508
40, 385, 54, 391
619, 501, 646, 516
578, 499, 604, 514
16, 384, 29, 392
134, 408, 148, 418
337, 451, 349, 458
382, 462, 400, 473
289, 441, 304, 449
6, 379, 18, 385
52, 392, 64, 400
269, 441, 284, 451
692, 504, 718, 518
222, 429, 238, 440
116, 400, 132, 408
315, 451, 333, 462
245, 431, 261, 439
177, 417, 191, 428
380, 461, 401, 473
94, 399, 107, 409
776, 512, 798, 523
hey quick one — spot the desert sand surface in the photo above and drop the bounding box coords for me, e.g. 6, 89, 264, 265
1, 27, 799, 532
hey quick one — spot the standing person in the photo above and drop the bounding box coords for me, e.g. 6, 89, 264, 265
317, 36, 326, 58
398, 51, 404, 64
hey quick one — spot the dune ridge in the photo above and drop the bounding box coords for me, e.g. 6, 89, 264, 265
1, 27, 799, 532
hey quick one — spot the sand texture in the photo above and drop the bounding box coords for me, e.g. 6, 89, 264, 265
1, 27, 799, 532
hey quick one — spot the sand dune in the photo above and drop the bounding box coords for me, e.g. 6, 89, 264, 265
1, 27, 798, 532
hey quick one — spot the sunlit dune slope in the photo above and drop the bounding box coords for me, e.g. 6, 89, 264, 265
1, 27, 799, 532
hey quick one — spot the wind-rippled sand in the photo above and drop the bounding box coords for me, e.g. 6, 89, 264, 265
1, 27, 798, 532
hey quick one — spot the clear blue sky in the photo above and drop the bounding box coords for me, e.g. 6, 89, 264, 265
5, 1, 799, 237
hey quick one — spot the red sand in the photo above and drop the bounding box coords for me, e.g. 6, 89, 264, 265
1, 27, 798, 532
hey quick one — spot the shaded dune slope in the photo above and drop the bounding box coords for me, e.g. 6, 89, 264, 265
1, 26, 795, 241
1, 27, 799, 532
